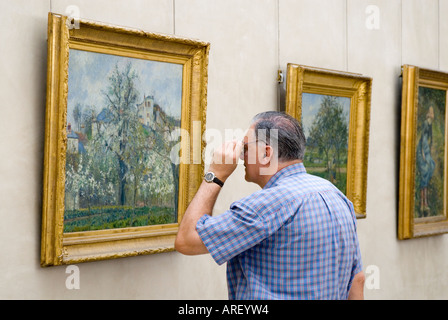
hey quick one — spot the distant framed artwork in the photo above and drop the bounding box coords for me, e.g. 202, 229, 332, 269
398, 65, 448, 240
41, 13, 209, 266
285, 64, 372, 218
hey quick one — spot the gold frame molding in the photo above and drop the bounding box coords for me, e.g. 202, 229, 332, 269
41, 13, 209, 266
398, 65, 448, 240
285, 64, 372, 218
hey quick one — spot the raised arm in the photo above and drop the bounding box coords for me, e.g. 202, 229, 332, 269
174, 140, 242, 255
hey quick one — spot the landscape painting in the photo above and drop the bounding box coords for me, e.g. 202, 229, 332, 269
414, 86, 446, 219
64, 49, 183, 233
301, 93, 351, 194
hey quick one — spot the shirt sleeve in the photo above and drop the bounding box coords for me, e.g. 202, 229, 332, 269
351, 236, 363, 276
196, 200, 268, 265
348, 200, 363, 281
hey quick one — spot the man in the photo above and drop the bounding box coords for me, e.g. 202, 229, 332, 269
175, 111, 364, 300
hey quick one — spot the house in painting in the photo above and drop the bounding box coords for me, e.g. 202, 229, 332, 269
137, 95, 155, 127
67, 123, 86, 155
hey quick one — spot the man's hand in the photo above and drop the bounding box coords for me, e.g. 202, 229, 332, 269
209, 140, 243, 182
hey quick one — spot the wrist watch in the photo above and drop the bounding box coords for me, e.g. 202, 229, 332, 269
204, 172, 224, 187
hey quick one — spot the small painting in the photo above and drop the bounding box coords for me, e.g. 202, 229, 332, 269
398, 65, 448, 239
301, 93, 351, 194
286, 64, 372, 218
414, 86, 446, 219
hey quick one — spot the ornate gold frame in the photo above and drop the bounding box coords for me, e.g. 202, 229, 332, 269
285, 64, 372, 218
398, 65, 448, 240
41, 13, 209, 266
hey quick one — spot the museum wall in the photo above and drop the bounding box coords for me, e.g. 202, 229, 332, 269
0, 0, 447, 299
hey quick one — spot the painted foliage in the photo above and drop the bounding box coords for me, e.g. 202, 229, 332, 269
64, 49, 183, 232
301, 93, 351, 194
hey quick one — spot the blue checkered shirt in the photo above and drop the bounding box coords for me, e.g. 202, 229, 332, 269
196, 163, 362, 300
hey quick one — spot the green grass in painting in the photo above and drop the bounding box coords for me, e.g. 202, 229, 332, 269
306, 167, 347, 195
64, 206, 176, 232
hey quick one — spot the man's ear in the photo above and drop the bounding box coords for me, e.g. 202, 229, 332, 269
260, 145, 273, 165
259, 145, 278, 176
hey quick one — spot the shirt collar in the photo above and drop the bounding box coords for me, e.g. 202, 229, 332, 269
263, 162, 306, 189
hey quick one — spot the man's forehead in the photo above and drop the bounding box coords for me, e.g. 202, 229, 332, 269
243, 125, 256, 140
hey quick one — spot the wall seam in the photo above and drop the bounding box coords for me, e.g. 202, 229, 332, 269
438, 0, 440, 69
277, 0, 281, 110
173, 0, 176, 35
346, 0, 349, 71
277, 0, 280, 70
400, 0, 403, 66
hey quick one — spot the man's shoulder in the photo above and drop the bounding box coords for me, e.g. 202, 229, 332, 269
233, 171, 347, 213
275, 171, 339, 194
233, 173, 311, 208
232, 184, 295, 214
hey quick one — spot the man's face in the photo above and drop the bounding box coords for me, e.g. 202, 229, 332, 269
241, 125, 266, 183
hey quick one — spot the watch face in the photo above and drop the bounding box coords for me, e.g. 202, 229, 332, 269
204, 172, 214, 182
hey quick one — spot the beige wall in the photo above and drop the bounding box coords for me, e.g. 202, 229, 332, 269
0, 0, 447, 299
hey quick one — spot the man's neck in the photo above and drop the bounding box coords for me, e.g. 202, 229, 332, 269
256, 159, 302, 188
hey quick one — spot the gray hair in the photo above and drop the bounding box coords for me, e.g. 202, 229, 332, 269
251, 111, 306, 161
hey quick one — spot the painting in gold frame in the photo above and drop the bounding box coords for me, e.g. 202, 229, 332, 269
41, 13, 209, 266
285, 64, 372, 218
398, 65, 448, 240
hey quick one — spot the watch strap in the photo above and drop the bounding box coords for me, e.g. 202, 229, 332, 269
212, 176, 224, 187
204, 172, 224, 187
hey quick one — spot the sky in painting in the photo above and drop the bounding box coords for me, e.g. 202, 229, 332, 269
301, 92, 351, 137
67, 49, 183, 124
